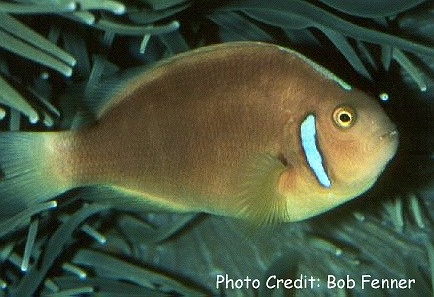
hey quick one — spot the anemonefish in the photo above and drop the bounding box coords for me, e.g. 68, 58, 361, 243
0, 42, 398, 224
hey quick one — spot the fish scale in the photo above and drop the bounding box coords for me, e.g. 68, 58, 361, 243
0, 41, 398, 223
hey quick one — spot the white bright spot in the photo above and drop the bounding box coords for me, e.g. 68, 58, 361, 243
40, 72, 49, 80
379, 92, 389, 101
28, 114, 39, 124
0, 108, 6, 120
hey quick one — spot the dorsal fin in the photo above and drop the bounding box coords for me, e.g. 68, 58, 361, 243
60, 65, 148, 129
82, 66, 146, 119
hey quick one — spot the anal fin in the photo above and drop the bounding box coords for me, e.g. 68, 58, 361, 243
77, 185, 189, 214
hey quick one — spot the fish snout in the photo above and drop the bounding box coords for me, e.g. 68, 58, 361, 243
364, 125, 399, 154
380, 128, 399, 142
377, 126, 399, 156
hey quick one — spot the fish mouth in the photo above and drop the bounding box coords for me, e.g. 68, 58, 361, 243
378, 127, 399, 157
366, 126, 399, 154
379, 128, 399, 141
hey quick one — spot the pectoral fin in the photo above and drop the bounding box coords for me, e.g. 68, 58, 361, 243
235, 154, 294, 225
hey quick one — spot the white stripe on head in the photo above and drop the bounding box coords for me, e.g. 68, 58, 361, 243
300, 114, 331, 188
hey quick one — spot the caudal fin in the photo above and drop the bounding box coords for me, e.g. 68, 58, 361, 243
0, 132, 69, 218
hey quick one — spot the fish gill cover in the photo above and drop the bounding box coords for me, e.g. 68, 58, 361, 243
0, 0, 432, 296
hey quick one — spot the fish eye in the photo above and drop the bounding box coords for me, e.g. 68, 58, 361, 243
332, 105, 356, 129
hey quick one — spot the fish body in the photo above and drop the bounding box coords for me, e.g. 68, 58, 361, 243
0, 42, 398, 223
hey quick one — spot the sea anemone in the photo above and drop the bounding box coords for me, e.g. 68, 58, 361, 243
0, 0, 432, 296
